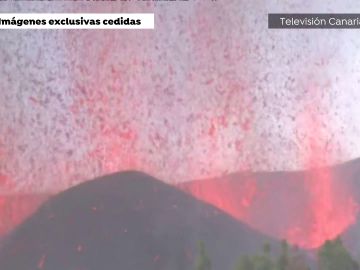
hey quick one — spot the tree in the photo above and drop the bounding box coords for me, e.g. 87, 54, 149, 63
252, 243, 276, 270
287, 245, 310, 270
195, 241, 212, 270
235, 242, 276, 270
277, 240, 290, 270
235, 255, 254, 270
318, 237, 359, 270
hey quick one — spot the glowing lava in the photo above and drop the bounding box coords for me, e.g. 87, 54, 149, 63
180, 102, 359, 249
286, 104, 359, 249
180, 174, 258, 223
181, 165, 358, 249
286, 167, 358, 249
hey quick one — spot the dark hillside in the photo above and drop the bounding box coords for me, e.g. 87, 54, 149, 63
0, 171, 277, 270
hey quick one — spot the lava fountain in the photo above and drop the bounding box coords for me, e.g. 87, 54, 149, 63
180, 100, 359, 250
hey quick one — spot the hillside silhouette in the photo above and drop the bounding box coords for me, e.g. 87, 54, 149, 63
0, 171, 276, 270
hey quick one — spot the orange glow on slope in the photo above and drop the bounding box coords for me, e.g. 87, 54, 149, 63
181, 165, 358, 249
179, 175, 258, 224
286, 105, 358, 248
0, 194, 49, 236
286, 167, 358, 248
180, 103, 358, 249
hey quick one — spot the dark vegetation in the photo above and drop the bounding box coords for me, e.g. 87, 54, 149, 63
195, 238, 359, 270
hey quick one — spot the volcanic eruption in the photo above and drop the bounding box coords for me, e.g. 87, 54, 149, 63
0, 171, 277, 270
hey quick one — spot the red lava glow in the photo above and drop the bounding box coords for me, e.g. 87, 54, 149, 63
286, 104, 359, 249
179, 174, 258, 224
286, 167, 358, 249
181, 104, 358, 249
0, 194, 49, 236
182, 167, 358, 249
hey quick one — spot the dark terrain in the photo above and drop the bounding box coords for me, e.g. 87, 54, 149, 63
2, 158, 360, 269
0, 171, 277, 270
